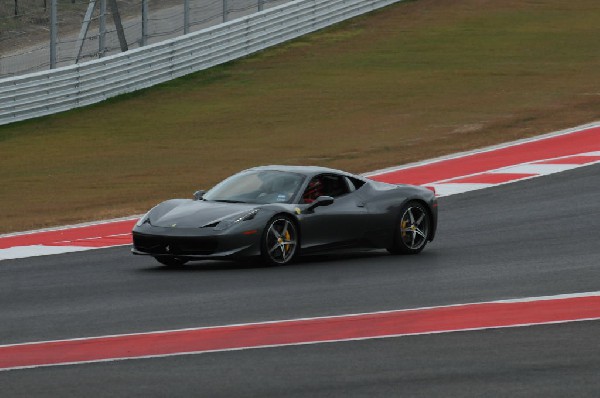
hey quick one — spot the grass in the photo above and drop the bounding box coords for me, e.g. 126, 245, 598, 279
0, 0, 599, 234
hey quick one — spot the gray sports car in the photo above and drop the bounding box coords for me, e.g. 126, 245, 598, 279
132, 165, 438, 266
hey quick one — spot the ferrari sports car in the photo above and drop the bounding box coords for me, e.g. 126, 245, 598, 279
132, 166, 438, 266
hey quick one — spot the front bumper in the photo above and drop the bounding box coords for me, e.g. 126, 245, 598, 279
131, 225, 262, 260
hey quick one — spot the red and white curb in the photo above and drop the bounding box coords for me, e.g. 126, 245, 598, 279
1, 291, 599, 371
0, 218, 137, 261
366, 122, 600, 195
423, 151, 600, 196
1, 122, 599, 261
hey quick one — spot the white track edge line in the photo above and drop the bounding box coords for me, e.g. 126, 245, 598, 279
2, 291, 598, 349
2, 316, 600, 373
0, 215, 141, 239
362, 121, 600, 177
427, 157, 600, 185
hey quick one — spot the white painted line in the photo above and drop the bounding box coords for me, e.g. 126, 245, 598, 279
5, 317, 600, 373
0, 245, 91, 261
426, 183, 493, 197
363, 121, 600, 177
0, 216, 140, 239
2, 291, 599, 372
3, 290, 599, 348
491, 163, 579, 175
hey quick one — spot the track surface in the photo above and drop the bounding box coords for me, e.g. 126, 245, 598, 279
1, 163, 599, 395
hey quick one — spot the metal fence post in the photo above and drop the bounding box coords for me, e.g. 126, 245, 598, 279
108, 0, 128, 52
50, 0, 57, 69
99, 0, 106, 57
141, 0, 148, 46
75, 0, 97, 63
184, 0, 190, 34
223, 0, 228, 22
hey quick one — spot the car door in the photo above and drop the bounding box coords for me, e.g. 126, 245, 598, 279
299, 174, 370, 250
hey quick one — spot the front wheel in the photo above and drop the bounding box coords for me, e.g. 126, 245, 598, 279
261, 216, 299, 266
388, 201, 430, 255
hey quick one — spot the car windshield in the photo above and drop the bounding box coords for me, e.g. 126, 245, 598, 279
203, 170, 305, 204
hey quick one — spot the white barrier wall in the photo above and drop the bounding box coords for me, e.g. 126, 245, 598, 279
0, 0, 401, 126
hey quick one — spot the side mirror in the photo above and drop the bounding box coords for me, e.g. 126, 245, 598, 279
193, 190, 206, 201
306, 196, 334, 212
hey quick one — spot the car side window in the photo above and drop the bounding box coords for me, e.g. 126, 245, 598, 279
302, 174, 350, 203
346, 176, 366, 191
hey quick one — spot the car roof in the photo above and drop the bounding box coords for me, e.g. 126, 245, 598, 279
247, 165, 361, 179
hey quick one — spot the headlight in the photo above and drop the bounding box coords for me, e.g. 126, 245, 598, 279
136, 211, 152, 227
214, 209, 259, 231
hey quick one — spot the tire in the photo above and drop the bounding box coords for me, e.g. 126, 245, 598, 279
261, 215, 299, 266
154, 256, 188, 267
387, 201, 430, 255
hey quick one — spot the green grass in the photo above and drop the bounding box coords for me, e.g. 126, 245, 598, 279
1, 0, 599, 233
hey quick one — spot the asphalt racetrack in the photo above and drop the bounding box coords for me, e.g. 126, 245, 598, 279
1, 163, 599, 397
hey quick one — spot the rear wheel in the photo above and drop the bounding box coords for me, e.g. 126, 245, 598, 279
154, 256, 188, 267
388, 201, 430, 255
261, 216, 298, 266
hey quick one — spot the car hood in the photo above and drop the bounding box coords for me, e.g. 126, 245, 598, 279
151, 200, 258, 228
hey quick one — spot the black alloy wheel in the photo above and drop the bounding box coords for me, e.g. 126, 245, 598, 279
261, 216, 299, 266
388, 201, 430, 255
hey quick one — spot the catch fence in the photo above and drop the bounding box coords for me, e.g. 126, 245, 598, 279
0, 0, 289, 78
0, 0, 402, 126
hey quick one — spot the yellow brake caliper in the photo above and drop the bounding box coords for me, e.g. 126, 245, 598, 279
284, 230, 291, 253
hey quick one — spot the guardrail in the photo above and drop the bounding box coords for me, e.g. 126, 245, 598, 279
0, 0, 401, 126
